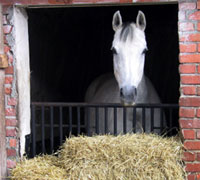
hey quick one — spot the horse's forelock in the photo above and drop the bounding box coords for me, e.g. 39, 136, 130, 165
120, 23, 134, 42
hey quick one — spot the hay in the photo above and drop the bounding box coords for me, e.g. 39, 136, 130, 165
11, 133, 186, 180
10, 155, 67, 180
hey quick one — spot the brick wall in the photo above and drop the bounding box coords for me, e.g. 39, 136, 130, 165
3, 6, 19, 172
179, 1, 200, 179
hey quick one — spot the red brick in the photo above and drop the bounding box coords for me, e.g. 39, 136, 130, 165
5, 86, 11, 95
179, 22, 195, 32
183, 152, 196, 161
5, 76, 13, 84
6, 128, 16, 137
180, 34, 200, 42
182, 86, 196, 95
5, 108, 16, 116
8, 98, 17, 106
180, 97, 200, 107
186, 163, 200, 172
179, 64, 196, 74
198, 1, 200, 9
181, 75, 200, 84
7, 53, 13, 64
197, 109, 200, 117
197, 130, 200, 139
179, 108, 195, 118
3, 25, 12, 34
189, 11, 200, 20
180, 44, 196, 53
6, 119, 17, 126
7, 159, 16, 169
198, 23, 200, 31
7, 149, 16, 157
3, 15, 7, 24
197, 87, 200, 95
9, 139, 17, 147
180, 119, 200, 128
188, 174, 195, 180
182, 129, 195, 139
180, 54, 200, 63
179, 2, 196, 10
4, 45, 10, 53
184, 141, 200, 150
5, 66, 14, 74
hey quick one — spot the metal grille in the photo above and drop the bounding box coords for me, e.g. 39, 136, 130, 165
26, 102, 179, 157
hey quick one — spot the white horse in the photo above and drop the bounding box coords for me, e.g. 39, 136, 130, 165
85, 11, 165, 134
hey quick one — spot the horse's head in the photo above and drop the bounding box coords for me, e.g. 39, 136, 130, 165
111, 10, 147, 105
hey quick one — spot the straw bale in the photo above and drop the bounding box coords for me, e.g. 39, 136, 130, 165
10, 155, 66, 180
58, 133, 186, 180
10, 133, 186, 180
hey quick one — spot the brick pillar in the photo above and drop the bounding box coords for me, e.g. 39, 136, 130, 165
3, 6, 19, 172
179, 1, 200, 179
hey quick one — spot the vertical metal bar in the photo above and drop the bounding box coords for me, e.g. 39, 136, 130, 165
50, 106, 54, 153
169, 108, 173, 136
86, 107, 90, 136
114, 107, 117, 135
77, 107, 81, 135
41, 105, 45, 153
69, 106, 72, 133
95, 107, 99, 134
133, 107, 136, 133
59, 106, 63, 146
31, 105, 36, 157
142, 107, 146, 132
151, 107, 154, 132
123, 107, 127, 133
104, 107, 108, 133
160, 107, 164, 133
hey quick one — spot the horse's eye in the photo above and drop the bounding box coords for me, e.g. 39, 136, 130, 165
111, 47, 118, 55
142, 48, 148, 54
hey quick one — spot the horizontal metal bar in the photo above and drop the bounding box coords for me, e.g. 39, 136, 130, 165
32, 102, 179, 108
35, 124, 85, 128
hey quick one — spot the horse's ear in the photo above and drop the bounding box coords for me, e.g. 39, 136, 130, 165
136, 11, 146, 31
112, 11, 122, 31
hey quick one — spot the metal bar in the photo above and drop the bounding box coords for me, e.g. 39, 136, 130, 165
50, 106, 54, 153
86, 107, 90, 136
114, 107, 117, 135
32, 102, 179, 108
123, 107, 127, 133
77, 107, 81, 135
31, 105, 36, 157
151, 107, 154, 132
95, 107, 99, 134
142, 107, 146, 132
69, 106, 72, 133
133, 107, 136, 133
41, 105, 45, 153
160, 107, 164, 133
104, 107, 108, 133
59, 106, 63, 145
169, 108, 173, 136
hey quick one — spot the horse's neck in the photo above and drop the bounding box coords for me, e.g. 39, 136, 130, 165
137, 74, 160, 103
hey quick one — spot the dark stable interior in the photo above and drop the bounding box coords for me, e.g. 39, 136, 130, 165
28, 4, 179, 104
27, 4, 179, 155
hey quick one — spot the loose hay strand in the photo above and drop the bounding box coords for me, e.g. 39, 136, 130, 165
11, 133, 186, 180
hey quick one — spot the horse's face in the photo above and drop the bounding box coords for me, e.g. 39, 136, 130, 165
112, 11, 147, 105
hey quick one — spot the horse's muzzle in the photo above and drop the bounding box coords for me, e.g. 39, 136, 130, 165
120, 86, 137, 105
